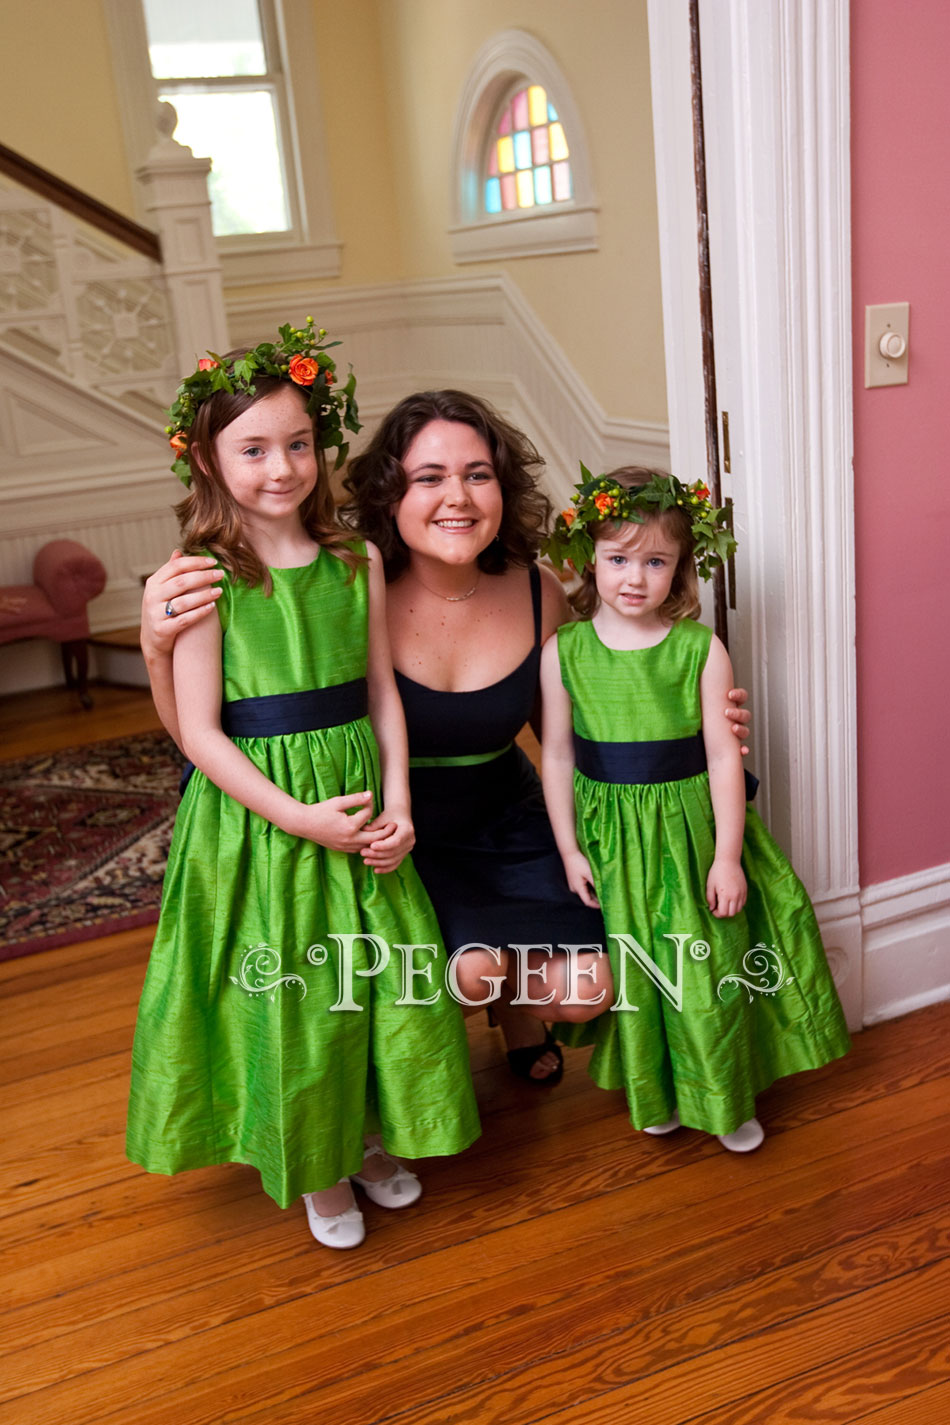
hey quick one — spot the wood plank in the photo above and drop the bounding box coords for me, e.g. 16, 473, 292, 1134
3, 1095, 947, 1423
3, 688, 950, 1425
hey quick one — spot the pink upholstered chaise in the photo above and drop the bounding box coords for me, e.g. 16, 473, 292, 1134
0, 541, 107, 708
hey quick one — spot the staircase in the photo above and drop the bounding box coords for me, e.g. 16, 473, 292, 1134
0, 113, 229, 695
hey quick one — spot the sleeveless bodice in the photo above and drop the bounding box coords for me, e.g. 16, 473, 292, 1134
394, 564, 542, 757
557, 616, 713, 744
218, 548, 368, 701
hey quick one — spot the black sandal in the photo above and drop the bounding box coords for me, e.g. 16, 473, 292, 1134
505, 1029, 564, 1085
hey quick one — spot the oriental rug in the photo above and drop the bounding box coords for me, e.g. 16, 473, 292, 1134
0, 730, 184, 961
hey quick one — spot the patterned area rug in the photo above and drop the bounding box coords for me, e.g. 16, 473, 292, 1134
0, 730, 184, 960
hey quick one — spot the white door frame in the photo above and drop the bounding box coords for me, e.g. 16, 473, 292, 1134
647, 0, 862, 1027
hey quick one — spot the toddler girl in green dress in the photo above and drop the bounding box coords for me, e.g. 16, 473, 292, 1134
540, 468, 849, 1151
126, 325, 479, 1247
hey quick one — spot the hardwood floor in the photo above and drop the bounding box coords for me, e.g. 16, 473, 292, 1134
2, 685, 949, 1424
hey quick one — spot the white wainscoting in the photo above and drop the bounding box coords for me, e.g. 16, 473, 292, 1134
0, 274, 668, 695
227, 273, 671, 507
861, 864, 950, 1025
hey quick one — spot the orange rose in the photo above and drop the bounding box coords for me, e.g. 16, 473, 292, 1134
288, 355, 320, 386
323, 368, 335, 385
197, 358, 218, 371
695, 484, 710, 501
561, 508, 576, 527
169, 432, 188, 454
594, 492, 615, 515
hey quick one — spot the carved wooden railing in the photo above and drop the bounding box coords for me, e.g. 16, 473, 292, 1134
0, 143, 161, 261
0, 112, 228, 418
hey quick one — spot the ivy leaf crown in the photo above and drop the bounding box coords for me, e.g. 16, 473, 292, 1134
543, 465, 737, 581
164, 317, 361, 486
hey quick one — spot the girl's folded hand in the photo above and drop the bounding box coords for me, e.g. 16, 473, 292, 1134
297, 791, 377, 852
361, 810, 416, 874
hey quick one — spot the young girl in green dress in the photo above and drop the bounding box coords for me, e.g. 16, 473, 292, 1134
540, 468, 849, 1152
126, 325, 479, 1248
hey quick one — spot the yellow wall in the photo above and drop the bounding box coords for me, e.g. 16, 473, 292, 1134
0, 0, 135, 216
377, 0, 666, 421
313, 0, 403, 283
1, 0, 666, 422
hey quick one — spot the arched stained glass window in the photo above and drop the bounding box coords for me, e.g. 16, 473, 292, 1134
484, 85, 573, 215
450, 30, 597, 263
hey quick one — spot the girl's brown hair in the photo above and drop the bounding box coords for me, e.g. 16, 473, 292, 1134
570, 466, 701, 622
175, 359, 361, 591
341, 389, 551, 580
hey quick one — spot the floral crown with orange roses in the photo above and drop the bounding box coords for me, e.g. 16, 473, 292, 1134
543, 467, 736, 580
165, 317, 360, 486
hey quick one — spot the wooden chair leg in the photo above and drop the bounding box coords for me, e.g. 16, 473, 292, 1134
61, 639, 93, 709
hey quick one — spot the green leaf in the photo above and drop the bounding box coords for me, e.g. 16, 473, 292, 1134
231, 358, 255, 385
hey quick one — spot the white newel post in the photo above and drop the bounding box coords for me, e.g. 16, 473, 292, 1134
135, 104, 229, 374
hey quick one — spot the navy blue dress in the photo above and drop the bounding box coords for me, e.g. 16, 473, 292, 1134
395, 565, 605, 955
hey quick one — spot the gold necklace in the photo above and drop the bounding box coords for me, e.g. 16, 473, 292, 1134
413, 570, 481, 602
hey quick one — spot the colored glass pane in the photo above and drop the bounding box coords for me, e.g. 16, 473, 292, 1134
483, 84, 574, 217
528, 85, 548, 128
550, 123, 569, 161
534, 166, 553, 205
514, 131, 533, 170
552, 160, 572, 201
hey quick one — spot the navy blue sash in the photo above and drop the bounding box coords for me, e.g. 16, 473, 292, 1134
179, 679, 367, 793
221, 680, 367, 736
574, 731, 707, 785
573, 731, 758, 799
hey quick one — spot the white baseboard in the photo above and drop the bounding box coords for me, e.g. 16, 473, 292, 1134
0, 638, 149, 698
861, 863, 950, 1024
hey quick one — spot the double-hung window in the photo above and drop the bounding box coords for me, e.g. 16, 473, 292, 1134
105, 0, 340, 282
142, 0, 293, 239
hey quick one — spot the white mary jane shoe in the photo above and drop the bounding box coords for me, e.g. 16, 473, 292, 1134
303, 1184, 366, 1249
643, 1109, 681, 1136
717, 1117, 765, 1153
350, 1143, 422, 1209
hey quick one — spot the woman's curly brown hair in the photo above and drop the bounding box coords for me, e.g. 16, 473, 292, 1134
570, 466, 701, 622
175, 358, 361, 592
341, 390, 551, 580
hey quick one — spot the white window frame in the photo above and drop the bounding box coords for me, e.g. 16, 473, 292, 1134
103, 0, 340, 285
449, 30, 599, 264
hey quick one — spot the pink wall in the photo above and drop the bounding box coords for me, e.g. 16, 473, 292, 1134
851, 0, 950, 886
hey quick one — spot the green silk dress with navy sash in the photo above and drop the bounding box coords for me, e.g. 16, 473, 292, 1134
126, 546, 479, 1207
557, 616, 849, 1135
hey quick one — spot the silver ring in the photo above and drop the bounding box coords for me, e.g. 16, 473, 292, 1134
164, 601, 177, 618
